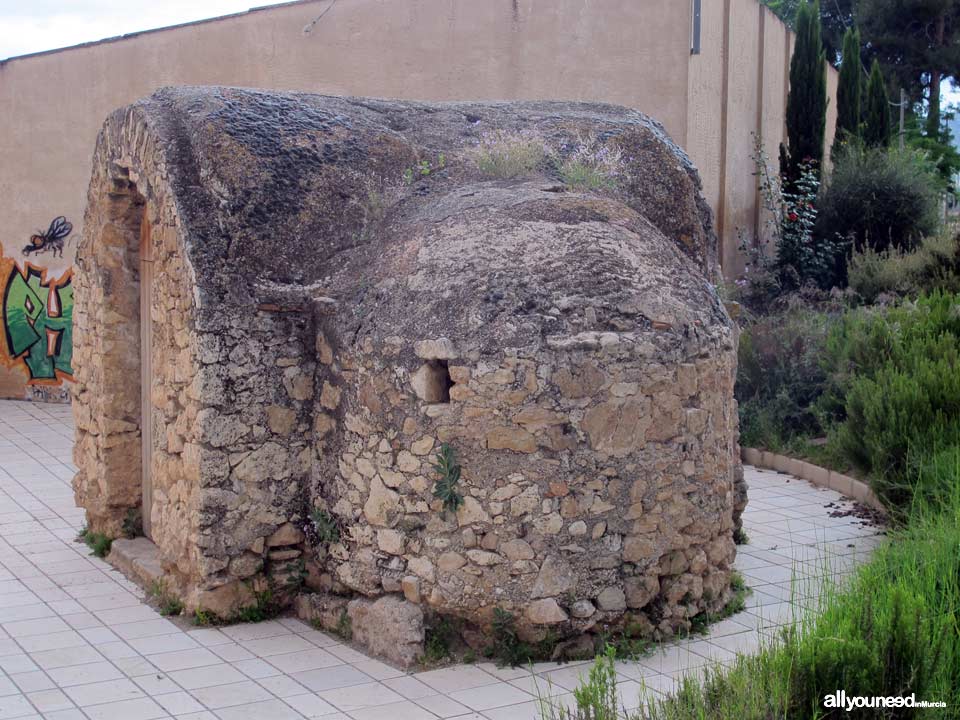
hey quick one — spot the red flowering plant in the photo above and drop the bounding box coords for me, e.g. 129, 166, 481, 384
775, 158, 841, 290
736, 136, 841, 307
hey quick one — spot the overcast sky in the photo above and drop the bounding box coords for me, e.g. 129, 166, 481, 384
0, 0, 291, 60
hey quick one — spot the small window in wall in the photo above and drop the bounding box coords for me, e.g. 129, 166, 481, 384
691, 0, 702, 55
411, 360, 452, 403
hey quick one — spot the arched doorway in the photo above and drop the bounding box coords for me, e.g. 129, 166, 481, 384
139, 205, 154, 539
72, 165, 153, 538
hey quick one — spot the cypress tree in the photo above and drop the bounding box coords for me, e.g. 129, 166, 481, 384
863, 59, 892, 148
783, 0, 828, 185
831, 26, 862, 159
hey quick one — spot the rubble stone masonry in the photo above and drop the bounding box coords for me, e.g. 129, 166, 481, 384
73, 88, 745, 662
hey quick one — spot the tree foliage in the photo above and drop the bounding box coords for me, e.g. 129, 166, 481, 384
859, 0, 960, 135
783, 0, 828, 187
832, 26, 863, 159
763, 0, 854, 65
864, 59, 892, 148
903, 109, 960, 191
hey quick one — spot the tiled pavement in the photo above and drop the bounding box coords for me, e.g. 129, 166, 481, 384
0, 399, 886, 720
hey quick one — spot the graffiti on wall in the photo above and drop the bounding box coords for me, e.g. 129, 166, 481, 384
24, 216, 73, 258
0, 218, 75, 386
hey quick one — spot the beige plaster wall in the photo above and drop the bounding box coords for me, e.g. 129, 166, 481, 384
756, 9, 791, 259
686, 0, 727, 221
0, 0, 835, 400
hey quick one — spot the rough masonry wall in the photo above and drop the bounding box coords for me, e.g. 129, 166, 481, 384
72, 109, 206, 593
185, 306, 317, 610
306, 184, 740, 642
73, 122, 159, 538
75, 90, 744, 652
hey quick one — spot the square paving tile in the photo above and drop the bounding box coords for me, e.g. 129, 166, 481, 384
448, 682, 532, 711
318, 681, 405, 712
0, 402, 884, 720
292, 664, 372, 693
189, 679, 272, 709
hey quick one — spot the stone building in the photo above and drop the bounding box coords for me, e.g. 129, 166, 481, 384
73, 87, 745, 664
0, 0, 838, 403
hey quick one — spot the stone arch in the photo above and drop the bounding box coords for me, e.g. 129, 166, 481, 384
73, 105, 207, 595
72, 163, 149, 537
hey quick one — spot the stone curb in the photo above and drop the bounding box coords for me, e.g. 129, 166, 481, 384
741, 448, 886, 514
108, 536, 164, 590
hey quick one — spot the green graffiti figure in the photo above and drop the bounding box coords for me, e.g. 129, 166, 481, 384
2, 267, 73, 381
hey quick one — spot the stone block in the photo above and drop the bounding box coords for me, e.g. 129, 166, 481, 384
347, 596, 425, 668
108, 537, 163, 590
267, 522, 304, 547
525, 598, 568, 625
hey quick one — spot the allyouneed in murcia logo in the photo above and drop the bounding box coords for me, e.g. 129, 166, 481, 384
824, 691, 947, 711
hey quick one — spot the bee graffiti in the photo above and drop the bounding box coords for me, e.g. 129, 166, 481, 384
0, 231, 74, 384
24, 216, 73, 258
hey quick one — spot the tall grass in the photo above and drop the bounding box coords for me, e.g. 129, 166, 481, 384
472, 129, 548, 178
546, 474, 960, 719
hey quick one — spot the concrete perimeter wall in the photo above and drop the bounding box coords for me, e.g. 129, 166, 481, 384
0, 0, 836, 401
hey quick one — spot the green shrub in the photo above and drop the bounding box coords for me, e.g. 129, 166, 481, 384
775, 160, 841, 290
787, 483, 960, 716
847, 232, 960, 303
910, 444, 960, 511
540, 645, 621, 720
818, 291, 960, 419
817, 292, 960, 507
836, 355, 960, 506
736, 306, 833, 448
815, 147, 940, 265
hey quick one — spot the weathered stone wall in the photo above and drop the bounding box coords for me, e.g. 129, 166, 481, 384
185, 306, 317, 611
75, 89, 743, 651
307, 184, 740, 642
143, 199, 202, 592
73, 104, 324, 614
72, 109, 206, 590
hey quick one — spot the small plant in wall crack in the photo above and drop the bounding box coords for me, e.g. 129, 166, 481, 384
77, 525, 113, 558
686, 571, 751, 636
122, 507, 143, 539
192, 607, 216, 627
423, 616, 459, 664
335, 608, 353, 640
147, 579, 184, 617
283, 559, 309, 594
403, 153, 446, 184
311, 508, 341, 545
485, 607, 542, 667
431, 443, 463, 513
